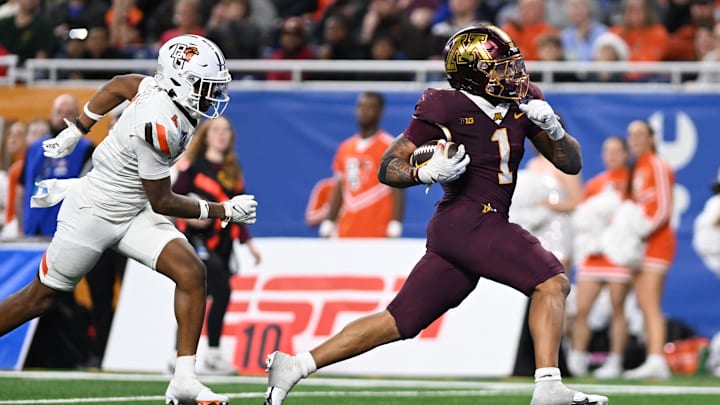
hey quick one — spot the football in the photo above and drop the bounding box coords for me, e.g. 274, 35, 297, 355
409, 140, 459, 167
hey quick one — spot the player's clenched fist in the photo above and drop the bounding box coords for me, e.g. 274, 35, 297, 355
223, 194, 257, 225
417, 140, 470, 184
42, 118, 85, 158
518, 100, 565, 141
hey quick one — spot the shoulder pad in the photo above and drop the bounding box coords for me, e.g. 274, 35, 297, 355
413, 88, 454, 125
142, 118, 189, 159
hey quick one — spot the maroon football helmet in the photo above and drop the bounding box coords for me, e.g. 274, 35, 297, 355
442, 24, 529, 100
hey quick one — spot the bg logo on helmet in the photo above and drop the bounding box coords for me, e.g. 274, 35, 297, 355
169, 44, 200, 69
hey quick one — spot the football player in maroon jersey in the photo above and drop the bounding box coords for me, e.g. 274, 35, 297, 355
264, 24, 608, 405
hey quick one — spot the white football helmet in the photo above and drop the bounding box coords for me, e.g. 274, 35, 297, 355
155, 34, 231, 119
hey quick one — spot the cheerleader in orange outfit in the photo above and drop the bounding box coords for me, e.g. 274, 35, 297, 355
622, 120, 676, 380
568, 136, 632, 379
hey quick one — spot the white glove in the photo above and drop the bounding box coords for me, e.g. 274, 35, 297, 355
386, 220, 402, 238
221, 194, 257, 227
30, 178, 80, 208
519, 99, 565, 140
319, 219, 335, 238
42, 118, 85, 158
416, 140, 470, 184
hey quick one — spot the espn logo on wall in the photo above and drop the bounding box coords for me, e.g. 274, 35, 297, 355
105, 238, 527, 377
223, 274, 445, 374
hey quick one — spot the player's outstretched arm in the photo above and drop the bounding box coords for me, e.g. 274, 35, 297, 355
42, 74, 147, 159
378, 134, 420, 188
74, 74, 146, 133
142, 177, 257, 224
84, 74, 146, 120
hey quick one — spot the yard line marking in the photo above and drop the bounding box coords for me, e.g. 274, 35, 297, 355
0, 390, 547, 404
2, 370, 720, 399
2, 386, 720, 405
0, 396, 162, 404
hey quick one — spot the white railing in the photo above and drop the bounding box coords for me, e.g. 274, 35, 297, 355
6, 58, 720, 92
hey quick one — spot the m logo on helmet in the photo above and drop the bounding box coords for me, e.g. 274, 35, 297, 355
169, 43, 200, 69
445, 33, 491, 73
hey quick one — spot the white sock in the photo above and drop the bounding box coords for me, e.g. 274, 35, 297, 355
175, 355, 196, 378
569, 349, 588, 358
207, 347, 220, 357
604, 352, 622, 366
296, 352, 317, 377
534, 367, 562, 383
646, 353, 666, 365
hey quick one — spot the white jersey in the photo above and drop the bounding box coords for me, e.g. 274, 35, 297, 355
84, 77, 197, 222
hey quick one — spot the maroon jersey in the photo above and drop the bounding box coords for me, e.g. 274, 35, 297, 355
404, 84, 545, 216
386, 84, 564, 338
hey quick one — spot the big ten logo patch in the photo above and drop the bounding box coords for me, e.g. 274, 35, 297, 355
170, 43, 199, 69
215, 274, 447, 374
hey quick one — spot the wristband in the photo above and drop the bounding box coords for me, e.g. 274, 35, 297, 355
74, 117, 91, 135
83, 102, 105, 121
546, 123, 565, 141
198, 199, 210, 220
223, 201, 232, 221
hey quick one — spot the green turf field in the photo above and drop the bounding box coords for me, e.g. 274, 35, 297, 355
0, 371, 719, 404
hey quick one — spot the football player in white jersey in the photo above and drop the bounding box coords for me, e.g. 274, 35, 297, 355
0, 35, 254, 405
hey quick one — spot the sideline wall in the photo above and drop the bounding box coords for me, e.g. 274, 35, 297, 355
1, 239, 528, 376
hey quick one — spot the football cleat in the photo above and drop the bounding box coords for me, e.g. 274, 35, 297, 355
264, 351, 303, 405
164, 376, 229, 405
566, 350, 589, 377
200, 352, 236, 376
531, 382, 608, 405
622, 357, 671, 380
593, 357, 623, 379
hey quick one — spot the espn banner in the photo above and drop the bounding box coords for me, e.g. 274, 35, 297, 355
103, 238, 528, 376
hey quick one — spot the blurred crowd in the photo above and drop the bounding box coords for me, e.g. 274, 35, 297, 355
1, 0, 720, 82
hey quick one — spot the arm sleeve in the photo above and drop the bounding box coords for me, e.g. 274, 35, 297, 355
404, 89, 449, 145
137, 76, 156, 93
646, 160, 674, 234
132, 136, 171, 180
403, 117, 445, 146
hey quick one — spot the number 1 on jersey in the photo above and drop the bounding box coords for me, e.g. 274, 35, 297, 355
491, 128, 513, 184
